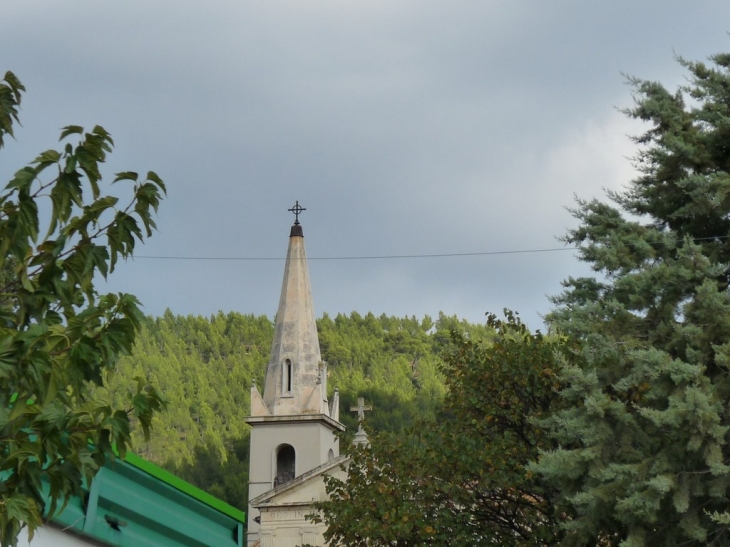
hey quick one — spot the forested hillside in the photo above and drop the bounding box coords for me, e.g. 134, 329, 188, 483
99, 310, 492, 511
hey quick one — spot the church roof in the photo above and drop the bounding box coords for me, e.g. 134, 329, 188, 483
249, 455, 349, 509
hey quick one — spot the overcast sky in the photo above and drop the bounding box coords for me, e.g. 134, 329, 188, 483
3, 1, 730, 329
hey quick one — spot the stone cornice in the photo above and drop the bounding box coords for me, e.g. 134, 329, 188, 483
243, 413, 346, 432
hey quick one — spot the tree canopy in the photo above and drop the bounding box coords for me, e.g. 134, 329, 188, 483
534, 51, 730, 546
0, 71, 165, 546
312, 312, 568, 546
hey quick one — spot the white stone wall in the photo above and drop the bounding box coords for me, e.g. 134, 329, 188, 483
259, 507, 326, 547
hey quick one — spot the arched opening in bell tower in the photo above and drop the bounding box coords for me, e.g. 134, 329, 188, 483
274, 444, 296, 486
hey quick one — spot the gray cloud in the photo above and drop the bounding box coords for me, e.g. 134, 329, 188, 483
3, 1, 730, 328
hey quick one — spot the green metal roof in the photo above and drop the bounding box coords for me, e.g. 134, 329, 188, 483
121, 452, 246, 524
47, 453, 246, 547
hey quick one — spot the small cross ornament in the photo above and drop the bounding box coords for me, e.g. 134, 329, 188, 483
350, 397, 372, 432
288, 201, 306, 225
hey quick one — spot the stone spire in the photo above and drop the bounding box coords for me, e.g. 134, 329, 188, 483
251, 210, 331, 417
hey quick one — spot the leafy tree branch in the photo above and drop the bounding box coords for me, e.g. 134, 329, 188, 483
0, 71, 166, 547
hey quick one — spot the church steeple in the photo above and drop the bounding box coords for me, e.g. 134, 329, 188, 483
249, 204, 338, 418
245, 204, 344, 545
261, 216, 328, 416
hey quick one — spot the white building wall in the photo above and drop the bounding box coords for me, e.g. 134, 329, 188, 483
247, 420, 340, 541
18, 525, 104, 547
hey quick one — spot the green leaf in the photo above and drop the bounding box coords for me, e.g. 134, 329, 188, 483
6, 166, 36, 192
0, 71, 25, 150
145, 171, 166, 194
113, 171, 138, 183
58, 125, 84, 140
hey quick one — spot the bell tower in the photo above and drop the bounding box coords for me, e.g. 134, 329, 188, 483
244, 203, 343, 545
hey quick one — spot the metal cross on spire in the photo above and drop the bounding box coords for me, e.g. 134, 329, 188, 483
288, 200, 306, 225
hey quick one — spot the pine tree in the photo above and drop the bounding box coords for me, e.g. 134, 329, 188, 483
535, 51, 730, 546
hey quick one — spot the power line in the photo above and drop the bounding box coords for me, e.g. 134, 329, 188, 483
132, 235, 730, 262
135, 247, 579, 261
